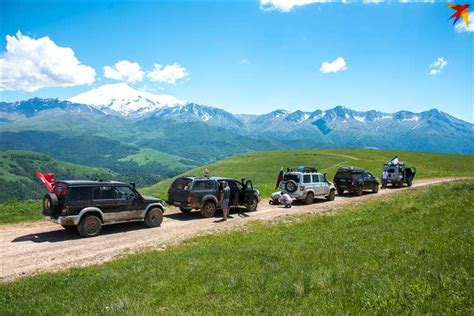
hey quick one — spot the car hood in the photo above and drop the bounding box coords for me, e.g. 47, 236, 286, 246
142, 195, 162, 203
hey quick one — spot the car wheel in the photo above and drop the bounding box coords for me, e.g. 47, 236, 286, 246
407, 180, 413, 187
285, 180, 298, 193
337, 188, 344, 195
42, 193, 58, 216
61, 224, 76, 230
397, 181, 404, 188
145, 208, 163, 227
372, 184, 379, 193
246, 197, 258, 212
77, 214, 102, 238
200, 201, 216, 218
355, 186, 363, 196
304, 192, 314, 205
179, 206, 192, 213
326, 189, 335, 201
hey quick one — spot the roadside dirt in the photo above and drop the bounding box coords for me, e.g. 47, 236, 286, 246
0, 177, 467, 282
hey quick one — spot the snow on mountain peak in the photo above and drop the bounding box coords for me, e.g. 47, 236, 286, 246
67, 83, 185, 116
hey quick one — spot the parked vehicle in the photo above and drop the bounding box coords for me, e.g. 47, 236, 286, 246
278, 167, 336, 204
167, 176, 260, 217
383, 157, 416, 188
42, 180, 165, 237
333, 166, 379, 196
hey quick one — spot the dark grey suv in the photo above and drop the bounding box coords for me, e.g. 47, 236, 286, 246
167, 177, 260, 217
42, 180, 165, 237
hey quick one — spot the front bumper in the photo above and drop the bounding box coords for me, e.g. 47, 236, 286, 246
43, 215, 79, 226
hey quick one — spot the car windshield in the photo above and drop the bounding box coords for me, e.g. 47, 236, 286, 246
284, 174, 300, 182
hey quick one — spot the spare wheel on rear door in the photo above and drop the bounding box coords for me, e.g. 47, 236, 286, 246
285, 180, 298, 193
43, 193, 59, 217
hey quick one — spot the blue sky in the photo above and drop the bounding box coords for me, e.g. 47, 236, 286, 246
1, 0, 473, 122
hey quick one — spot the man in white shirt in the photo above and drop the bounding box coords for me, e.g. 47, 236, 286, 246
382, 170, 389, 189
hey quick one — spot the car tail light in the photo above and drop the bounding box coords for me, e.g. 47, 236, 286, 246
300, 186, 305, 191
187, 195, 192, 203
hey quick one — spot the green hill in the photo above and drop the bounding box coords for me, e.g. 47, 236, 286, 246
0, 150, 119, 201
141, 148, 474, 198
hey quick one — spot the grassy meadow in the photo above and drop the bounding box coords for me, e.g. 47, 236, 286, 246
141, 148, 474, 198
1, 180, 472, 314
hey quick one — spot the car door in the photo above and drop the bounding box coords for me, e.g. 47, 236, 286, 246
312, 174, 322, 196
243, 180, 255, 204
227, 180, 240, 206
114, 186, 143, 220
92, 186, 118, 222
364, 173, 375, 189
317, 174, 329, 195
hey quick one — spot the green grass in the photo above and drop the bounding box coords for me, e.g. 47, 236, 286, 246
0, 150, 119, 201
141, 148, 474, 198
0, 200, 42, 224
118, 148, 195, 169
1, 180, 472, 314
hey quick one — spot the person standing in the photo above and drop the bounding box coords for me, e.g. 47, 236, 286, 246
219, 181, 231, 220
381, 170, 389, 189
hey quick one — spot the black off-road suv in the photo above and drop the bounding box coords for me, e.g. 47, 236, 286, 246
167, 176, 260, 217
333, 166, 379, 196
42, 180, 165, 237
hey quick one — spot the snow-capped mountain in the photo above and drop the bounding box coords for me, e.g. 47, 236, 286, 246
68, 83, 185, 116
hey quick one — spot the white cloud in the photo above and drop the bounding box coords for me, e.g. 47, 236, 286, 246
261, 0, 438, 11
146, 63, 188, 84
428, 57, 448, 75
240, 58, 250, 65
0, 31, 96, 92
103, 60, 144, 83
455, 12, 474, 33
260, 0, 335, 12
320, 57, 347, 73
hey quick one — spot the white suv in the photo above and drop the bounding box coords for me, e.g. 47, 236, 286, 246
280, 168, 336, 204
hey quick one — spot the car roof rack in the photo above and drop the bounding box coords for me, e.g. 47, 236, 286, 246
337, 166, 364, 173
286, 166, 318, 173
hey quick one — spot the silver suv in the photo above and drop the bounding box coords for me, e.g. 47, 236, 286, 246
279, 167, 336, 204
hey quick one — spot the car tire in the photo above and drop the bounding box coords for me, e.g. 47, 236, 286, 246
61, 224, 76, 230
326, 189, 335, 201
77, 214, 102, 238
337, 188, 344, 195
246, 197, 258, 212
407, 180, 413, 187
397, 181, 404, 188
42, 193, 59, 216
304, 192, 314, 205
285, 180, 298, 193
179, 206, 192, 213
144, 208, 163, 228
372, 184, 379, 193
200, 201, 216, 218
355, 186, 363, 196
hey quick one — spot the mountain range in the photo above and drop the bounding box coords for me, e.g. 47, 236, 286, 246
1, 83, 472, 193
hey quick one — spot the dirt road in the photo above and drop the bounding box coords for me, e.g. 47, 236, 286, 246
0, 178, 466, 282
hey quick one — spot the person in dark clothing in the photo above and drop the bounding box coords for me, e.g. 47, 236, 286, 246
219, 181, 231, 220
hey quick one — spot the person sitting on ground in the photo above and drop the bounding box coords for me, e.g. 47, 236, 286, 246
280, 191, 292, 208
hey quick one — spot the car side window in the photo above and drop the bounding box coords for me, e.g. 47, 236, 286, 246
93, 186, 115, 200
312, 175, 318, 183
303, 175, 311, 183
115, 186, 136, 200
194, 180, 214, 190
235, 181, 243, 190
318, 175, 326, 182
68, 187, 92, 202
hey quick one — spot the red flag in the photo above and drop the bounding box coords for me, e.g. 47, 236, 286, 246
275, 167, 284, 190
35, 169, 55, 193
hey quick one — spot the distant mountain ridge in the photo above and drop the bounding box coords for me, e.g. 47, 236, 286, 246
0, 83, 473, 159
